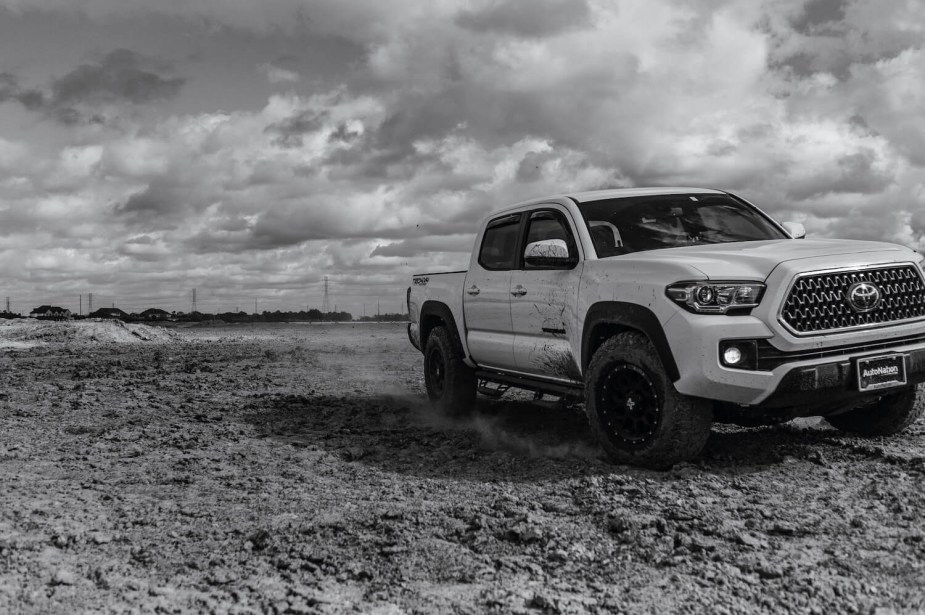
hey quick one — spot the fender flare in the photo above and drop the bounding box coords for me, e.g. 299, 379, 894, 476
581, 301, 680, 382
419, 301, 468, 359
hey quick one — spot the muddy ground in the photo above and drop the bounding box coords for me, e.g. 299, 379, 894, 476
1, 320, 924, 614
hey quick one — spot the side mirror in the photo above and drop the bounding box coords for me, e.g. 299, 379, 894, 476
524, 239, 576, 268
781, 221, 806, 239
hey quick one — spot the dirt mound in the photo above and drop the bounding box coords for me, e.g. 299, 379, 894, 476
0, 318, 178, 347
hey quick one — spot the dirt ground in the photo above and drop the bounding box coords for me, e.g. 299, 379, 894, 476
1, 320, 924, 614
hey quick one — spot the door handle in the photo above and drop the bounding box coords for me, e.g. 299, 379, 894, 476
511, 286, 527, 297
466, 286, 481, 296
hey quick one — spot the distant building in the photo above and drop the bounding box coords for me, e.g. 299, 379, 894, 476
89, 307, 128, 320
140, 308, 171, 321
29, 305, 71, 320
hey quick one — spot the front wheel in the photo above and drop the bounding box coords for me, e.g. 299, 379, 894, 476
423, 326, 476, 415
586, 332, 712, 469
826, 385, 924, 436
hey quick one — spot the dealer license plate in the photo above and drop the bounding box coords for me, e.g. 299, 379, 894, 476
856, 354, 908, 392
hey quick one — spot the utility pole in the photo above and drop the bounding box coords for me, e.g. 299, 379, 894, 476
79, 294, 82, 316
191, 289, 197, 314
88, 293, 93, 314
322, 276, 330, 313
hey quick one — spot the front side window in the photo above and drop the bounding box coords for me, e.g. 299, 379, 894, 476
578, 193, 787, 256
478, 213, 521, 270
523, 210, 577, 268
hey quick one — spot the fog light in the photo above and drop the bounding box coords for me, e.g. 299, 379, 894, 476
723, 346, 743, 366
719, 339, 758, 370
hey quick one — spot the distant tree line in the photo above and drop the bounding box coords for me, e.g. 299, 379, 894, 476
15, 306, 410, 323
356, 312, 409, 322
192, 309, 356, 323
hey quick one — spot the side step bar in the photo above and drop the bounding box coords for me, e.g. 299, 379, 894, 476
474, 369, 584, 400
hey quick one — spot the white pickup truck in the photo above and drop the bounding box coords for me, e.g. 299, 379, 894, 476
407, 187, 925, 468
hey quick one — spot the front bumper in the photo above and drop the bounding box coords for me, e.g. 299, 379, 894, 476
665, 310, 925, 406
758, 346, 925, 408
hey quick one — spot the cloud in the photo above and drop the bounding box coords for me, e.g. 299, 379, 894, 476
370, 235, 475, 258
54, 48, 182, 103
258, 62, 300, 84
50, 48, 184, 123
767, 0, 925, 80
0, 0, 403, 38
3, 0, 925, 314
455, 0, 592, 38
791, 0, 848, 35
0, 48, 183, 125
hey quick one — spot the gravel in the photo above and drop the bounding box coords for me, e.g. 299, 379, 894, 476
0, 321, 924, 613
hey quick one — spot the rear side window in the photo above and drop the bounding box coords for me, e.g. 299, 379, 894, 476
478, 213, 522, 270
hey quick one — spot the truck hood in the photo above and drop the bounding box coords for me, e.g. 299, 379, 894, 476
618, 239, 912, 280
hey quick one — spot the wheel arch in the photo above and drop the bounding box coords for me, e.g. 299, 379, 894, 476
420, 300, 467, 359
581, 302, 680, 382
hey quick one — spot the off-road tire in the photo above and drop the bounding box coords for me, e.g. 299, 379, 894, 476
423, 325, 476, 416
586, 332, 712, 469
826, 385, 924, 436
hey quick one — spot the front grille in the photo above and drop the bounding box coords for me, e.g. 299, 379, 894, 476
780, 265, 925, 335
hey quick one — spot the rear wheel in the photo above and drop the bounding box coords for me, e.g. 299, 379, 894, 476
586, 332, 712, 469
826, 385, 924, 436
424, 325, 476, 415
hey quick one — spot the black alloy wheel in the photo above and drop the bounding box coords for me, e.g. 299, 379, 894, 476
599, 363, 661, 446
585, 332, 713, 469
422, 325, 477, 415
425, 345, 446, 398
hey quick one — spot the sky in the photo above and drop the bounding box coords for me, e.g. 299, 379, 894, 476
1, 0, 924, 316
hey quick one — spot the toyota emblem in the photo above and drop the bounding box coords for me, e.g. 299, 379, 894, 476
846, 281, 882, 313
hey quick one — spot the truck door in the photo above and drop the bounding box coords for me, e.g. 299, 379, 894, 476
510, 208, 583, 382
462, 212, 521, 370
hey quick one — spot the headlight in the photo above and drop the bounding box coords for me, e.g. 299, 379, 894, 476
666, 281, 765, 314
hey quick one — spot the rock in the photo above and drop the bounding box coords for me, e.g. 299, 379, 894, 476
527, 593, 555, 611
90, 532, 113, 545
735, 532, 769, 549
206, 568, 237, 585
608, 514, 635, 534
51, 569, 77, 586
248, 529, 273, 551
756, 562, 785, 579
148, 585, 177, 598
809, 451, 828, 466
767, 522, 797, 536
343, 447, 366, 461
505, 522, 543, 544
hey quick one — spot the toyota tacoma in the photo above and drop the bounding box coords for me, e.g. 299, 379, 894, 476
407, 188, 925, 468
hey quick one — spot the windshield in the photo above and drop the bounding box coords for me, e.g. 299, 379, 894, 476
577, 193, 788, 257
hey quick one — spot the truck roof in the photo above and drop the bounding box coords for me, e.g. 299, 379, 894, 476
503, 187, 726, 210
567, 187, 725, 202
